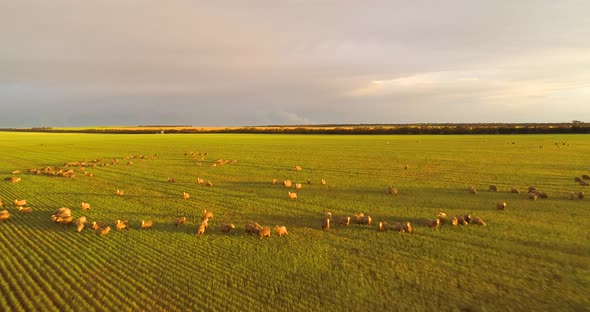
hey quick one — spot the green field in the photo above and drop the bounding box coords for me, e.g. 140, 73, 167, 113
0, 132, 588, 311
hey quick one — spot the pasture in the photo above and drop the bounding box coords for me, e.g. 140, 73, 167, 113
0, 132, 588, 311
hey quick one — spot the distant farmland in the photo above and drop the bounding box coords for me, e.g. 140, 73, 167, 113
0, 132, 588, 311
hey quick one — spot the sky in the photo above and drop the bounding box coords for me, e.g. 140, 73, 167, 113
1, 0, 589, 127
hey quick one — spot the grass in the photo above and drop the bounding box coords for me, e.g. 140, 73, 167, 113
0, 132, 588, 311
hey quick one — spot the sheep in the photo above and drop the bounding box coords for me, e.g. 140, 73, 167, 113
294, 166, 302, 171
182, 192, 190, 200
205, 181, 213, 187
528, 193, 538, 200
489, 185, 498, 192
203, 210, 213, 220
579, 180, 590, 186
321, 179, 327, 185
168, 178, 176, 183
353, 213, 365, 224
307, 179, 312, 184
258, 227, 271, 239
75, 217, 87, 233
363, 215, 372, 226
455, 215, 468, 225
496, 202, 506, 210
538, 191, 548, 199
51, 207, 72, 224
96, 226, 111, 236
283, 180, 292, 188
579, 192, 585, 199
81, 202, 91, 210
200, 219, 209, 230
451, 217, 459, 226
197, 178, 204, 184
322, 218, 330, 230
275, 226, 288, 237
174, 217, 188, 226
84, 172, 93, 177
568, 192, 576, 200
402, 222, 413, 233
574, 177, 583, 183
14, 199, 27, 207
438, 212, 449, 223
325, 212, 333, 220
295, 183, 302, 190
6, 177, 21, 183
288, 192, 298, 200
386, 187, 399, 196
115, 220, 129, 231
272, 179, 277, 185
220, 223, 235, 234
511, 187, 520, 194
392, 222, 404, 232
0, 210, 10, 221
245, 222, 263, 234
404, 164, 409, 170
197, 225, 207, 236
54, 215, 73, 225
115, 189, 125, 196
92, 221, 105, 231
11, 170, 20, 175
338, 216, 351, 226
582, 174, 590, 180
471, 216, 487, 226
528, 186, 537, 194
424, 218, 440, 229
18, 207, 32, 214
467, 186, 477, 194
141, 220, 153, 230
463, 214, 472, 224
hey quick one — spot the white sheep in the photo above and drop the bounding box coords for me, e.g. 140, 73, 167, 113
141, 220, 153, 230
275, 226, 288, 237
288, 192, 298, 200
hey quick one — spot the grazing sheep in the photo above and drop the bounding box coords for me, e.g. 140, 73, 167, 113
496, 202, 506, 210
325, 212, 332, 220
75, 217, 86, 233
455, 215, 468, 225
0, 210, 10, 221
288, 192, 298, 200
307, 179, 312, 185
203, 210, 213, 220
386, 187, 399, 196
220, 223, 235, 234
141, 220, 153, 230
438, 212, 449, 223
272, 179, 277, 185
424, 219, 440, 229
582, 174, 590, 180
467, 186, 477, 194
84, 172, 93, 177
54, 216, 73, 225
115, 189, 125, 196
283, 180, 292, 188
14, 199, 27, 207
81, 202, 91, 210
258, 227, 271, 239
471, 216, 487, 226
96, 226, 111, 236
115, 220, 129, 231
200, 219, 209, 230
363, 215, 372, 226
321, 179, 327, 185
197, 178, 204, 184
245, 222, 263, 234
451, 217, 459, 226
529, 193, 538, 200
197, 225, 206, 236
205, 181, 213, 187
275, 226, 288, 237
402, 222, 413, 233
11, 170, 20, 175
538, 191, 548, 199
353, 213, 365, 224
578, 192, 585, 199
489, 185, 498, 192
168, 178, 176, 183
295, 183, 302, 190
92, 221, 105, 231
568, 192, 576, 200
378, 221, 389, 231
18, 207, 32, 214
511, 187, 520, 194
182, 192, 190, 200
294, 166, 302, 171
322, 218, 330, 230
338, 216, 351, 226
392, 222, 404, 232
174, 217, 188, 226
463, 214, 472, 224
6, 177, 21, 183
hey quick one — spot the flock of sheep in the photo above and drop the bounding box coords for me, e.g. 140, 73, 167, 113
1, 151, 587, 240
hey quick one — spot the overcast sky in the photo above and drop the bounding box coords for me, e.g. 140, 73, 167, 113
1, 1, 589, 127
